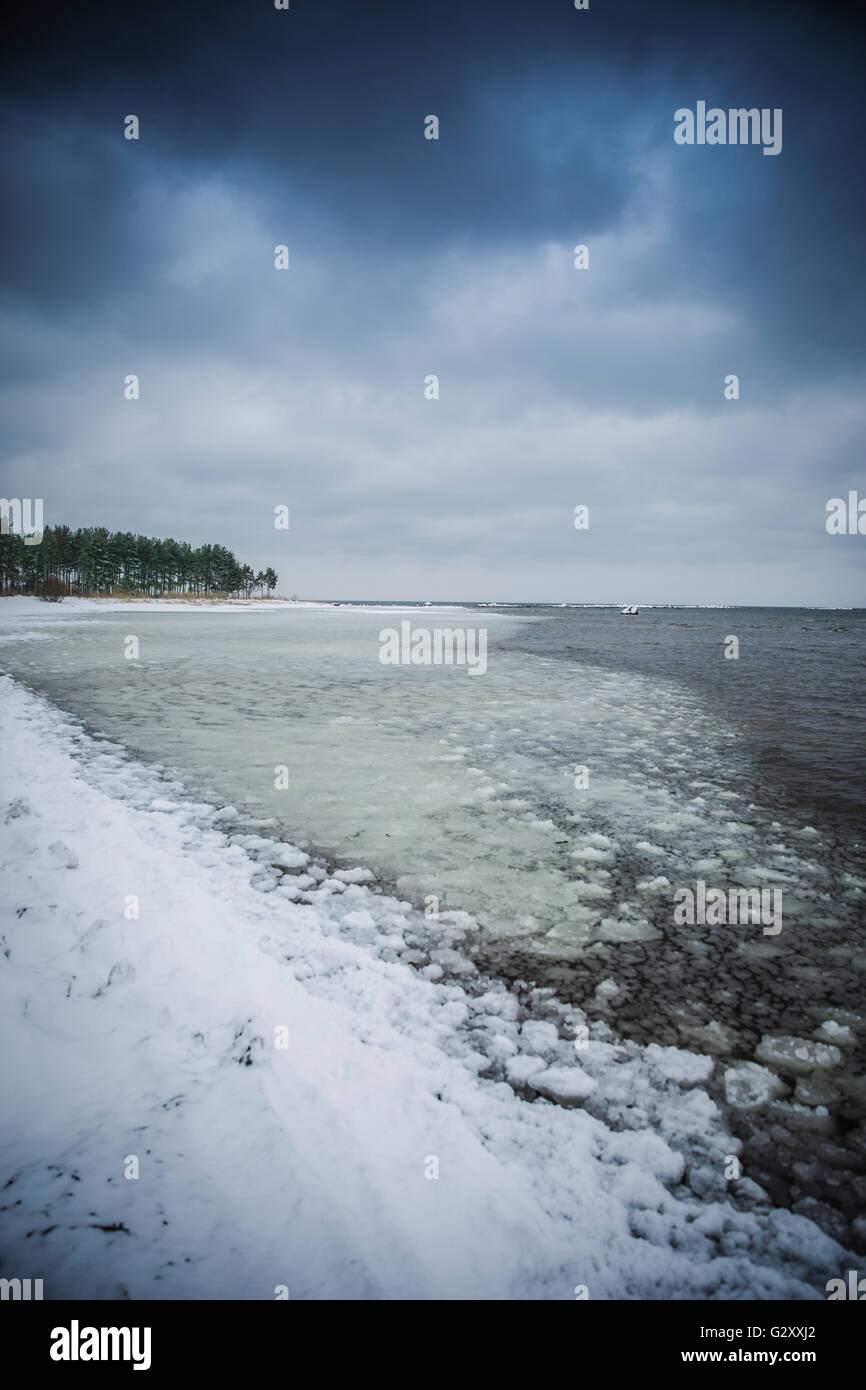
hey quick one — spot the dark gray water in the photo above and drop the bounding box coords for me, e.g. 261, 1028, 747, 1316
500, 606, 866, 838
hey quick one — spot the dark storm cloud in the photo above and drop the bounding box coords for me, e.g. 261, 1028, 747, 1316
1, 0, 864, 602
4, 0, 864, 375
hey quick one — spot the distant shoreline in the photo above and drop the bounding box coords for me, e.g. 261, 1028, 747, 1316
0, 594, 861, 614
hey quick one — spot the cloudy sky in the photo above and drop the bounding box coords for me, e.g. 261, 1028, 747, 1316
2, 0, 864, 603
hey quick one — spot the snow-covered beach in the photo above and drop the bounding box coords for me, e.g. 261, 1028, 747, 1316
1, 600, 861, 1299
3, 672, 855, 1300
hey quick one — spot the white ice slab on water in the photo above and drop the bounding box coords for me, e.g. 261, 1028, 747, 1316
724, 1063, 790, 1110
0, 675, 853, 1298
755, 1036, 844, 1077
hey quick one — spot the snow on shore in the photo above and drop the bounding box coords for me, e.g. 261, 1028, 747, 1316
0, 596, 482, 617
0, 675, 849, 1299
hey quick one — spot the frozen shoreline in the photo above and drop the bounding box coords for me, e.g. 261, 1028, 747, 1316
0, 672, 853, 1298
0, 596, 496, 616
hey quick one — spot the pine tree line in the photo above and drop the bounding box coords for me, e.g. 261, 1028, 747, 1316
0, 525, 278, 599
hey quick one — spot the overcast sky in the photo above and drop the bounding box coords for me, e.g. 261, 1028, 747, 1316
2, 0, 864, 603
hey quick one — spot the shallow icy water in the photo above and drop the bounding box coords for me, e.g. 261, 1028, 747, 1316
1, 601, 864, 1234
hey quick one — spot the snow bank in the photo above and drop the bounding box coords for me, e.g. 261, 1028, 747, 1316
0, 676, 851, 1299
0, 596, 490, 618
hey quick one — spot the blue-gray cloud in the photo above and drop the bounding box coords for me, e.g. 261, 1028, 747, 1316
1, 0, 864, 603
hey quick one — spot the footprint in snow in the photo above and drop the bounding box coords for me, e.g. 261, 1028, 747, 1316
47, 841, 79, 869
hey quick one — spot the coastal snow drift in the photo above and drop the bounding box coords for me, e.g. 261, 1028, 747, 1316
0, 674, 851, 1299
